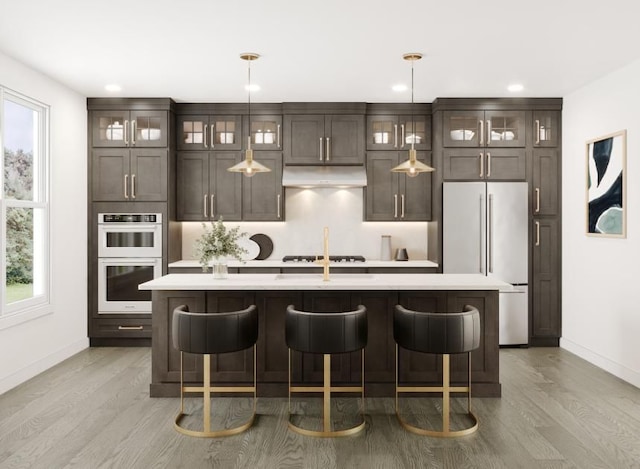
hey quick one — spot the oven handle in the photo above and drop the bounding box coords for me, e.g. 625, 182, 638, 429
99, 225, 160, 232
99, 258, 161, 265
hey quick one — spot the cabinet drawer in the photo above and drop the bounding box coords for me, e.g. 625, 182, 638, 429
94, 318, 152, 338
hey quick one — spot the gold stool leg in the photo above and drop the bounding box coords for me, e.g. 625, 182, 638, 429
396, 349, 479, 438
174, 349, 257, 438
323, 354, 331, 433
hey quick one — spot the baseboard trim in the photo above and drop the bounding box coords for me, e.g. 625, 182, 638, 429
560, 338, 640, 389
0, 338, 89, 395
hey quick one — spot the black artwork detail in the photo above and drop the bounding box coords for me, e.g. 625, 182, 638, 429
588, 172, 623, 233
592, 137, 613, 185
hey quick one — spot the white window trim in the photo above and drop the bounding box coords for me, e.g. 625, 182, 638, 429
0, 86, 52, 328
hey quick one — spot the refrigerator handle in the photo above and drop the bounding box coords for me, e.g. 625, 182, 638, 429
488, 194, 493, 273
479, 194, 484, 274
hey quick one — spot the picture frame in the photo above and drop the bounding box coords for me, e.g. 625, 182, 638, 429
586, 129, 627, 237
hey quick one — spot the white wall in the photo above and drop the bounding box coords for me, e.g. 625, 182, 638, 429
0, 51, 88, 394
562, 58, 640, 388
182, 188, 430, 261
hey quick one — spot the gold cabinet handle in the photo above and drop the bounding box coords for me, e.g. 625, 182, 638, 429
203, 193, 208, 218
535, 119, 541, 144
277, 124, 281, 148
277, 194, 281, 219
535, 187, 540, 213
394, 194, 398, 218
211, 194, 215, 219
479, 152, 484, 178
118, 325, 144, 331
124, 174, 129, 199
400, 124, 405, 148
124, 120, 129, 145
394, 124, 398, 148
210, 124, 215, 148
535, 221, 540, 246
326, 137, 330, 161
319, 137, 324, 161
131, 174, 136, 199
479, 119, 484, 146
486, 152, 491, 178
203, 122, 208, 148
400, 194, 405, 219
131, 120, 136, 145
486, 120, 491, 145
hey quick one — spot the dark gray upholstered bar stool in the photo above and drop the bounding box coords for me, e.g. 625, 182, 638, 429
285, 304, 368, 437
394, 304, 480, 437
172, 304, 258, 437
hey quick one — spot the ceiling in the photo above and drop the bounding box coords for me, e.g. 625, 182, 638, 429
2, 0, 640, 103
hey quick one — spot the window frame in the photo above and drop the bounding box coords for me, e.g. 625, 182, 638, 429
0, 86, 51, 327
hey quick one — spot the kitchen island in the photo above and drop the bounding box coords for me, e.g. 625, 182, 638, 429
140, 273, 509, 398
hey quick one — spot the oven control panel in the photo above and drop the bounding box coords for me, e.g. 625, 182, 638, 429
100, 213, 162, 223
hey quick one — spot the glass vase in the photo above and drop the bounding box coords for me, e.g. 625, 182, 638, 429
212, 258, 228, 279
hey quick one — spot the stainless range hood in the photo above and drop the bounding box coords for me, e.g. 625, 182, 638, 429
282, 166, 367, 188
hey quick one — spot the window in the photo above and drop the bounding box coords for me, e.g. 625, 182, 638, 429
0, 87, 50, 321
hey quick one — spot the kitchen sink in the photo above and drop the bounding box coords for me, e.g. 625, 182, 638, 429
273, 273, 377, 281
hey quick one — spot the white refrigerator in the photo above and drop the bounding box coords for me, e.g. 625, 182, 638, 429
443, 182, 528, 346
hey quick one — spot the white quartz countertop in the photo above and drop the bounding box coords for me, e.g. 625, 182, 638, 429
140, 273, 511, 291
168, 259, 438, 269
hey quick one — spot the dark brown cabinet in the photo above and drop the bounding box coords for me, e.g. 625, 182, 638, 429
531, 218, 561, 341
176, 151, 242, 221
177, 115, 242, 151
366, 114, 431, 151
91, 148, 168, 202
245, 114, 282, 151
442, 110, 526, 148
532, 148, 559, 216
533, 110, 560, 148
242, 152, 284, 221
284, 114, 365, 165
365, 151, 432, 221
442, 147, 526, 181
91, 109, 168, 148
442, 109, 526, 181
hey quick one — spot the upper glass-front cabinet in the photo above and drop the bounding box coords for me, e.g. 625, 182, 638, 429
92, 110, 167, 148
443, 110, 525, 148
246, 115, 282, 150
533, 110, 559, 147
367, 115, 431, 151
177, 115, 242, 150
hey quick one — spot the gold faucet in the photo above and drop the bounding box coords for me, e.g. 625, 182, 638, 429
315, 226, 330, 281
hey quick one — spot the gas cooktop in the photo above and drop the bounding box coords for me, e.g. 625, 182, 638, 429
282, 255, 366, 263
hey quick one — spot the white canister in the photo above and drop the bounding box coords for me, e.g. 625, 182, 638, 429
381, 235, 392, 261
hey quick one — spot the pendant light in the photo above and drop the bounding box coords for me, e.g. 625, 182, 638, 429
391, 52, 435, 177
228, 52, 271, 177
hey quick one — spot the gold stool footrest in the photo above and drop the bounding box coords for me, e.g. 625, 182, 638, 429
395, 410, 478, 438
175, 411, 256, 438
288, 417, 365, 438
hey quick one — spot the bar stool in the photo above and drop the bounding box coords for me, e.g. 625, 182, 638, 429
171, 304, 258, 437
285, 304, 367, 437
394, 304, 480, 437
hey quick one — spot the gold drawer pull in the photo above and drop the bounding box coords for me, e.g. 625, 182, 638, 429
118, 325, 144, 331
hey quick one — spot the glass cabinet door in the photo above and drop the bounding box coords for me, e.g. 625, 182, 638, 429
533, 111, 559, 147
92, 110, 130, 147
248, 115, 282, 150
366, 115, 398, 150
211, 115, 242, 150
398, 115, 431, 150
485, 110, 526, 147
177, 115, 209, 150
131, 110, 167, 147
442, 110, 484, 147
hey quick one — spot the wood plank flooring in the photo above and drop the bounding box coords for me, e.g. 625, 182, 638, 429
1, 347, 639, 468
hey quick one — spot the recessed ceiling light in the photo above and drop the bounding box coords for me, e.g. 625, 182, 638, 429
245, 84, 260, 92
507, 83, 524, 92
105, 84, 121, 92
392, 84, 408, 92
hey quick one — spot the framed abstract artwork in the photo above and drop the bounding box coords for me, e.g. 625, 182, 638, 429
586, 129, 627, 237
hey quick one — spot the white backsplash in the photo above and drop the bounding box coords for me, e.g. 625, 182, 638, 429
181, 188, 429, 260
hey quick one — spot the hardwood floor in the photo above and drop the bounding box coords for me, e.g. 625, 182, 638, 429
1, 347, 639, 468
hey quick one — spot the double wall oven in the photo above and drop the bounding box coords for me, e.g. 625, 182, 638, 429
97, 213, 162, 314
